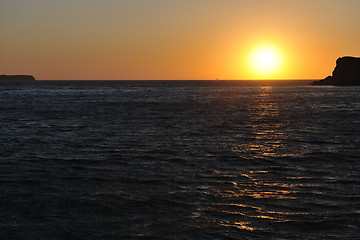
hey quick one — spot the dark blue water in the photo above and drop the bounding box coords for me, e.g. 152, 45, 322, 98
0, 80, 359, 239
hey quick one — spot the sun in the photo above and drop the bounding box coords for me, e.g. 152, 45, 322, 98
248, 45, 283, 78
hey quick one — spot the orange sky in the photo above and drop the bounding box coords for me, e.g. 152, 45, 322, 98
2, 0, 360, 80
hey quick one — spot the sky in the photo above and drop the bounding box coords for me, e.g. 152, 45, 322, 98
1, 0, 360, 80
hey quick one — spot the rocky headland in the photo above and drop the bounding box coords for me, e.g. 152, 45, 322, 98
0, 75, 36, 82
312, 56, 360, 86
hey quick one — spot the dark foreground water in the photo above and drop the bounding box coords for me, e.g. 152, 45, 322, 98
0, 80, 359, 239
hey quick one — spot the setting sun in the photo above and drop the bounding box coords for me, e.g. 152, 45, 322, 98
248, 45, 284, 78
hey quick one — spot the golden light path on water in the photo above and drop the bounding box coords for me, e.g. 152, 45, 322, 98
196, 86, 313, 232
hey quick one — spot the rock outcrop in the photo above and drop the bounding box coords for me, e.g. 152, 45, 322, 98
0, 75, 36, 82
312, 57, 360, 86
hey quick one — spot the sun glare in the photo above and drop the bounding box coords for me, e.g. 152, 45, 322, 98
248, 45, 283, 78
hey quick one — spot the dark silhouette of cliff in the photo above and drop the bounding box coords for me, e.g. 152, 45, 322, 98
312, 57, 360, 86
0, 75, 36, 82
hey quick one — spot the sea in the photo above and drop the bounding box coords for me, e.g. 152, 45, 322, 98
0, 80, 359, 239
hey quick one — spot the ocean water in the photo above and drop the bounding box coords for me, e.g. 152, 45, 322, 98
0, 80, 359, 239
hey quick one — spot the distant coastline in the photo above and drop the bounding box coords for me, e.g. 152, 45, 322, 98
0, 75, 36, 82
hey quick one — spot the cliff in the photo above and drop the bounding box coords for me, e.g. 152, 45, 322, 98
0, 75, 36, 82
311, 57, 360, 86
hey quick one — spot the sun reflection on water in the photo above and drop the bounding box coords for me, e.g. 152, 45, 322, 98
208, 86, 307, 232
232, 86, 295, 158
219, 220, 255, 231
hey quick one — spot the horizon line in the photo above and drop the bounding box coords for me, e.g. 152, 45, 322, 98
34, 79, 319, 81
